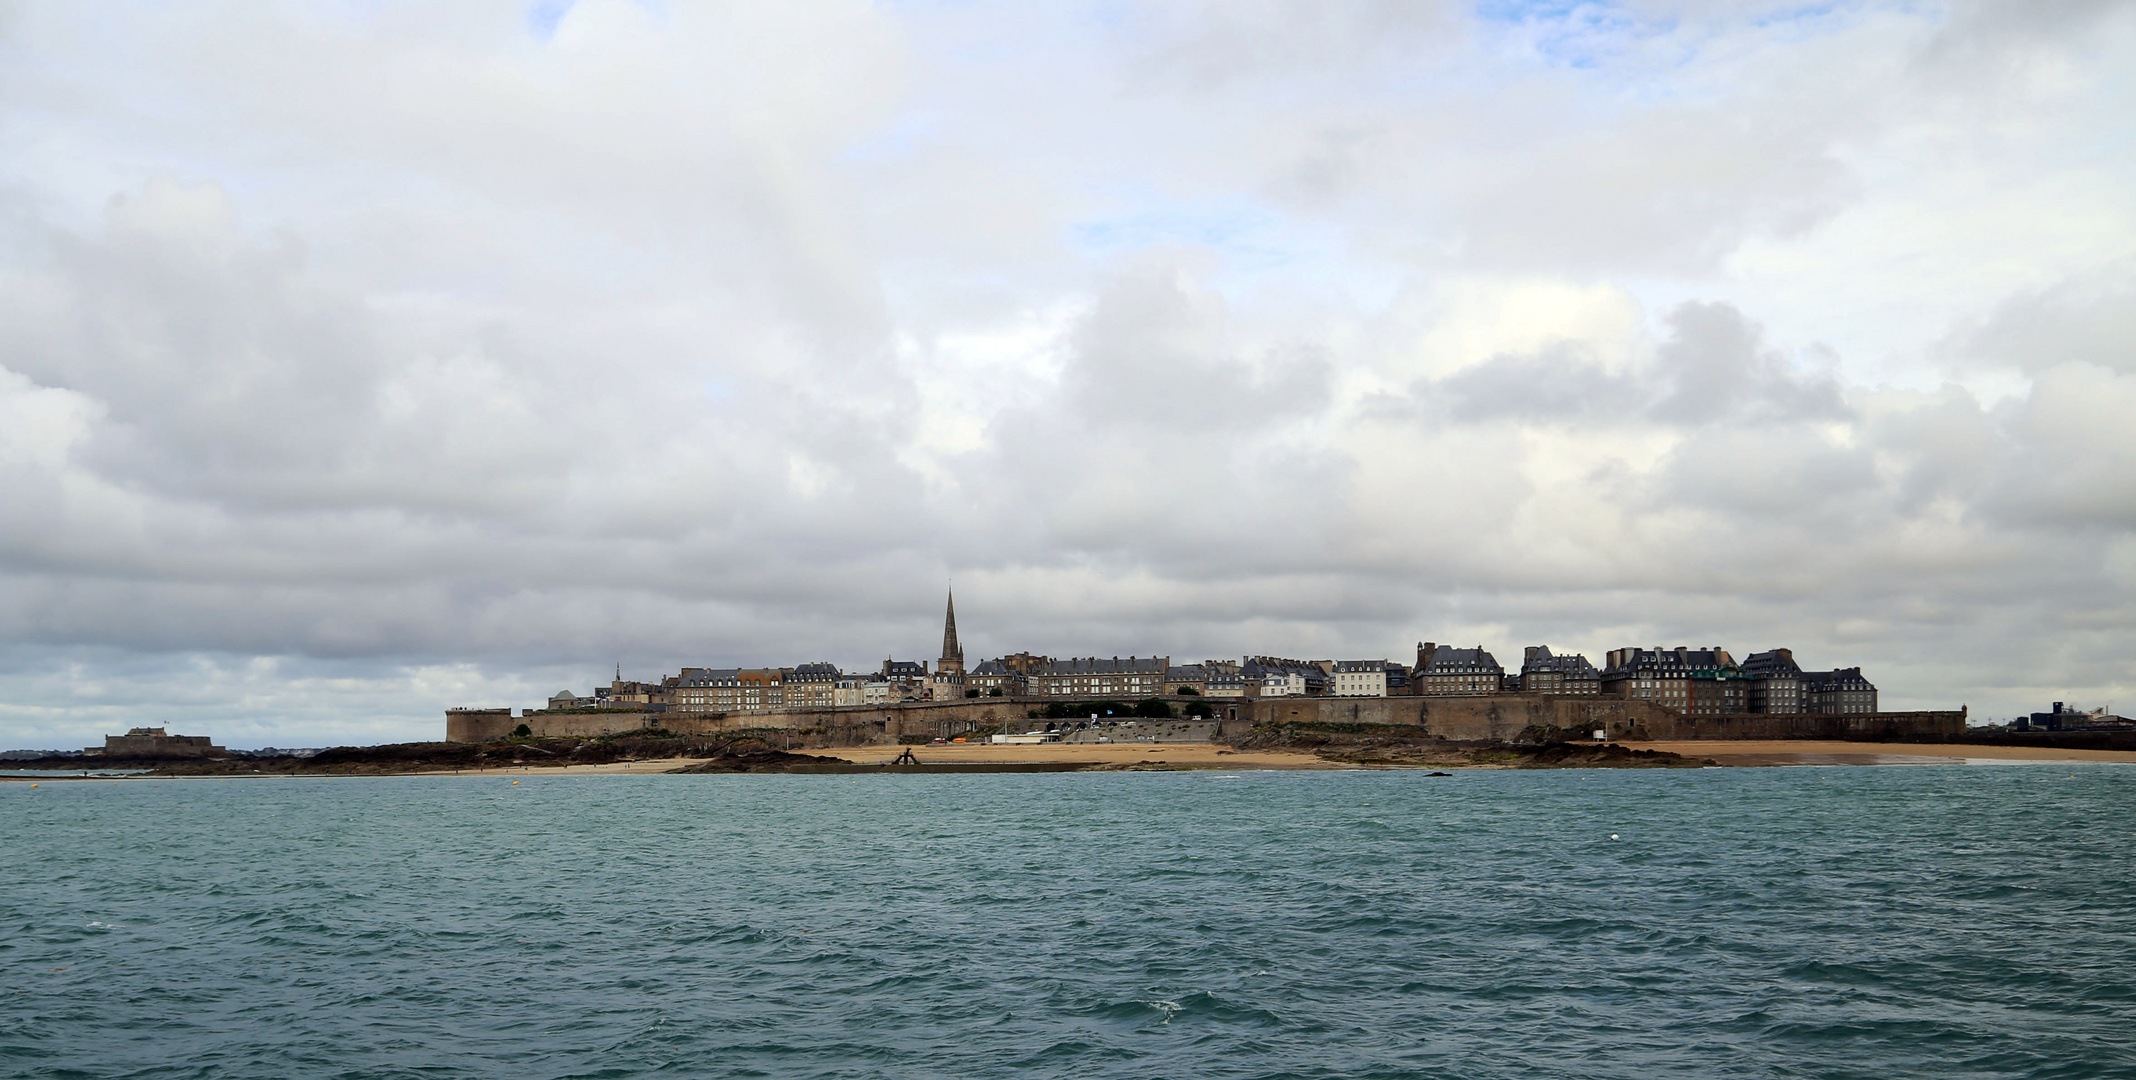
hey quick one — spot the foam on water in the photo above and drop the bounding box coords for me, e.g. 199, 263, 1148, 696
3, 765, 2133, 1078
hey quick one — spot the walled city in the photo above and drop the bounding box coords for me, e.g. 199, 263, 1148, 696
447, 591, 1966, 745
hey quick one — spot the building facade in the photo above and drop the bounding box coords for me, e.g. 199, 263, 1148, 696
1516, 646, 1600, 695
1741, 649, 1806, 714
1029, 656, 1170, 698
1600, 647, 1693, 710
671, 667, 788, 713
1164, 664, 1211, 695
1805, 668, 1878, 714
881, 660, 929, 703
784, 662, 842, 709
966, 658, 1026, 697
1330, 660, 1390, 697
1681, 648, 1747, 715
1412, 643, 1505, 695
1243, 658, 1327, 697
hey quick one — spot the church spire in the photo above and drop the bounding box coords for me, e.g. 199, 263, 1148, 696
938, 587, 965, 674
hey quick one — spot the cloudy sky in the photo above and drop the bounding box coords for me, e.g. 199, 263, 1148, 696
2, 0, 2132, 747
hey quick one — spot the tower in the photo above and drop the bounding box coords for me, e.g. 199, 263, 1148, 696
937, 588, 965, 676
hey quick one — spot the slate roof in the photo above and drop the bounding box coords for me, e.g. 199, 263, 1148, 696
1601, 648, 1692, 677
1519, 646, 1599, 678
675, 667, 744, 686
1044, 656, 1167, 675
1804, 667, 1875, 692
1417, 647, 1502, 674
1741, 650, 1804, 678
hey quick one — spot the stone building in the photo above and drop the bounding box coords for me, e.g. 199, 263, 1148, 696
1382, 662, 1410, 695
966, 658, 1026, 697
784, 662, 843, 709
1205, 667, 1247, 697
1600, 647, 1693, 709
597, 668, 671, 707
1330, 660, 1390, 697
671, 667, 787, 713
1412, 643, 1505, 696
1741, 649, 1807, 713
1516, 646, 1600, 695
880, 660, 929, 702
1805, 668, 1878, 714
1682, 648, 1747, 715
858, 674, 894, 705
1599, 646, 1747, 714
1243, 657, 1327, 697
1030, 656, 1170, 698
833, 674, 872, 707
1164, 664, 1211, 695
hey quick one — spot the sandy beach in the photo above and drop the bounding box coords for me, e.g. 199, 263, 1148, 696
831, 741, 1340, 769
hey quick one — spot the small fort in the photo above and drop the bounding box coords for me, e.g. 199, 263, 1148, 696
92, 727, 227, 758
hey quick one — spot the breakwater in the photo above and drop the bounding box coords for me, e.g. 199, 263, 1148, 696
448, 695, 1966, 744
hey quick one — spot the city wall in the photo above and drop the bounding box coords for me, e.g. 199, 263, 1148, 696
448, 697, 1967, 745
1220, 696, 1967, 741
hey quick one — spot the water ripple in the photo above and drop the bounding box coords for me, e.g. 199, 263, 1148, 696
3, 766, 2134, 1078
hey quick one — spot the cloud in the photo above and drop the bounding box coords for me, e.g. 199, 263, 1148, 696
0, 0, 2132, 745
1420, 300, 1844, 427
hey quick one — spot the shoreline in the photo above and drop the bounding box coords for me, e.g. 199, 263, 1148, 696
1622, 739, 2136, 766
10, 739, 2136, 781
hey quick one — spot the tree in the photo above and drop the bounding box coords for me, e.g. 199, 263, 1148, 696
512, 723, 532, 738
1133, 698, 1173, 718
1173, 685, 1201, 695
987, 687, 1003, 697
964, 688, 980, 698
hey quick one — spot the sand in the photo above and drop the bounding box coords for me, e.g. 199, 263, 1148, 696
832, 741, 1339, 769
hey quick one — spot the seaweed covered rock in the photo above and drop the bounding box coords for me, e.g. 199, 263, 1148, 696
665, 737, 851, 773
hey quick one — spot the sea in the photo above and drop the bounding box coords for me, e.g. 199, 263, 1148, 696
3, 765, 2133, 1079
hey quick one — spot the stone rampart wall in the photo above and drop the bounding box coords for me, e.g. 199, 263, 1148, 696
1216, 695, 1965, 741
448, 696, 1965, 744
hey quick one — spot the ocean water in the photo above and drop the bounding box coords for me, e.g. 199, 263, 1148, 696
3, 766, 2133, 1079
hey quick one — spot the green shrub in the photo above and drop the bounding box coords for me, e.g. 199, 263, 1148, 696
512, 723, 532, 738
1042, 700, 1132, 719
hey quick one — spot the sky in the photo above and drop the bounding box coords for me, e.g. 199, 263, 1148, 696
1, 0, 2133, 748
